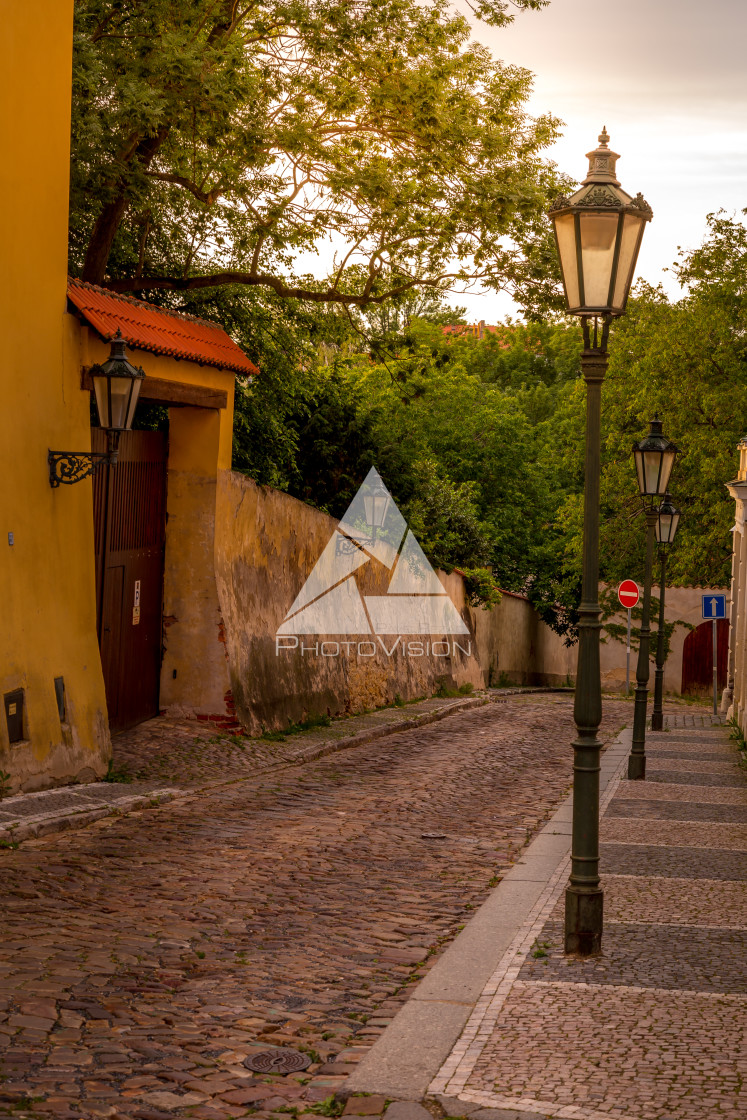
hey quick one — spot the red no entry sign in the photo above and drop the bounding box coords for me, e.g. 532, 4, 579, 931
618, 579, 640, 609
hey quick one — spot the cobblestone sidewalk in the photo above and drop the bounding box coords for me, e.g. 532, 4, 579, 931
428, 707, 747, 1120
0, 694, 627, 1120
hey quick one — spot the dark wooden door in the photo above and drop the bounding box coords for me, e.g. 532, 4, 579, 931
93, 429, 168, 733
681, 618, 729, 697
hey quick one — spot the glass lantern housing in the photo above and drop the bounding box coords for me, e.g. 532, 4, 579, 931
549, 128, 653, 317
91, 332, 145, 431
364, 485, 391, 529
633, 418, 678, 500
655, 494, 681, 546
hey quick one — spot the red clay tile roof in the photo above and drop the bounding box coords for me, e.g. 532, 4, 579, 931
67, 277, 258, 376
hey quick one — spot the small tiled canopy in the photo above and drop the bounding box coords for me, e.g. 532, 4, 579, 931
67, 278, 258, 377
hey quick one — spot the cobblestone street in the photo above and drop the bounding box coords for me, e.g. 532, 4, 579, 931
0, 695, 627, 1120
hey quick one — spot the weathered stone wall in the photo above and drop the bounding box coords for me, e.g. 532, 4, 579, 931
215, 472, 575, 734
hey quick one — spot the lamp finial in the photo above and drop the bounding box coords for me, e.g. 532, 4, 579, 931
583, 127, 621, 187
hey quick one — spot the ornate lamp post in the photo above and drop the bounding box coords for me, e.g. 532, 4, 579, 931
629, 421, 678, 775
651, 494, 681, 731
49, 331, 145, 487
548, 129, 652, 955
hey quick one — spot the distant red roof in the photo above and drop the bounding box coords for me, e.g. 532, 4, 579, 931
67, 278, 258, 377
442, 321, 500, 340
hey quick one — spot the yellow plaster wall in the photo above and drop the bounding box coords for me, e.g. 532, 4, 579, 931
81, 327, 236, 720
160, 408, 233, 718
0, 2, 110, 790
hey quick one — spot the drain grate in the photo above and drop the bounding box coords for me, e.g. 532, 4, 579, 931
244, 1047, 312, 1074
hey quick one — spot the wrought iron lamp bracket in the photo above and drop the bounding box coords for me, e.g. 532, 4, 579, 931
48, 432, 120, 488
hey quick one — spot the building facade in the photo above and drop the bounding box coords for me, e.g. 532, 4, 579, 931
723, 436, 747, 724
0, 4, 255, 791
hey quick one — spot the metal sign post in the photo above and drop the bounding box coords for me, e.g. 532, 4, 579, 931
712, 618, 718, 716
701, 594, 726, 716
618, 582, 640, 699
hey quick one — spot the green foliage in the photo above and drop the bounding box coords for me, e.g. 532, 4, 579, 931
461, 568, 503, 610
434, 680, 475, 698
70, 0, 564, 314
0, 770, 11, 800
104, 760, 132, 784
261, 712, 332, 741
403, 459, 494, 573
306, 1097, 345, 1118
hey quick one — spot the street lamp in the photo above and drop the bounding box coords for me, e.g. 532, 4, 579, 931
548, 129, 652, 956
364, 484, 391, 541
651, 494, 681, 731
49, 331, 145, 487
629, 420, 679, 775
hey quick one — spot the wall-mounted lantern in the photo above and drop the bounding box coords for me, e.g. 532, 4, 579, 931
363, 484, 391, 539
49, 331, 145, 487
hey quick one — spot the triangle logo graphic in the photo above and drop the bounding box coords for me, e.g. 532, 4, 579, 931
277, 467, 469, 636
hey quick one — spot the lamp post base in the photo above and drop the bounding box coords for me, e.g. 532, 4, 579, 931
564, 887, 603, 956
651, 711, 663, 731
628, 752, 646, 780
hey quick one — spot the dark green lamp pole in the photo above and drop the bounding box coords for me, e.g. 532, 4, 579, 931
548, 129, 652, 955
651, 494, 681, 731
629, 423, 678, 777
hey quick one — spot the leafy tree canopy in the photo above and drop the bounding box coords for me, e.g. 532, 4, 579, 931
70, 0, 564, 311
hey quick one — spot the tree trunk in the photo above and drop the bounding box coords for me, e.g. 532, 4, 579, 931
81, 128, 169, 285
82, 196, 131, 285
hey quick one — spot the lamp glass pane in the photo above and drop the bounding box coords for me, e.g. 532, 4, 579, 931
579, 212, 619, 308
92, 375, 110, 428
553, 212, 580, 310
125, 378, 142, 429
634, 448, 646, 495
108, 377, 135, 429
655, 512, 672, 544
643, 449, 664, 494
669, 510, 680, 542
611, 211, 645, 311
375, 494, 390, 527
658, 447, 676, 495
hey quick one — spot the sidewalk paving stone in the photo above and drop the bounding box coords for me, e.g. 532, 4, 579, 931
414, 705, 747, 1120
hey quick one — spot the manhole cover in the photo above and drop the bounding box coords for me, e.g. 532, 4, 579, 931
244, 1048, 312, 1074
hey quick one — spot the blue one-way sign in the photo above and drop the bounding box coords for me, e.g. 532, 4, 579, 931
702, 594, 726, 619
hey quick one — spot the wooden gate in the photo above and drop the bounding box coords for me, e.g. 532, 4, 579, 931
93, 429, 168, 734
681, 618, 729, 697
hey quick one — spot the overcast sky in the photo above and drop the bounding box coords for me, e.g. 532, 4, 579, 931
451, 0, 747, 322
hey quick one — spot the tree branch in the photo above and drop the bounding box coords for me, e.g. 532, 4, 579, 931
145, 170, 224, 206
101, 269, 445, 306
